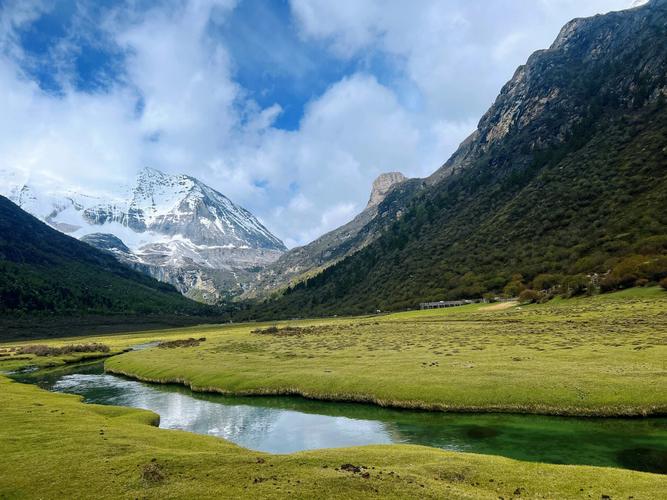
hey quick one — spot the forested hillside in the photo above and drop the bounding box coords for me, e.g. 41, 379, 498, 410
248, 1, 667, 319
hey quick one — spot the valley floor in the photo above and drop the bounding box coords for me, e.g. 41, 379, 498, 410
1, 287, 666, 498
105, 287, 667, 417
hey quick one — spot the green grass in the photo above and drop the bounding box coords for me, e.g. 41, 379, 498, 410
92, 287, 667, 417
1, 375, 665, 499
1, 288, 666, 497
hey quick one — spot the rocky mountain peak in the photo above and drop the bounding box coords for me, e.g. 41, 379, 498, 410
366, 172, 407, 208
1, 165, 287, 302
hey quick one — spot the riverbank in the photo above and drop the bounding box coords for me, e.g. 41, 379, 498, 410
1, 374, 665, 499
105, 288, 667, 417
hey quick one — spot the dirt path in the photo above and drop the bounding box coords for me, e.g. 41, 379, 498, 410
479, 301, 518, 311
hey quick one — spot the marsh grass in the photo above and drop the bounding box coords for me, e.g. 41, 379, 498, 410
1, 289, 666, 497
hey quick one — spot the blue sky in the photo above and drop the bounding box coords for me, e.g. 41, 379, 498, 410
0, 0, 642, 246
12, 0, 400, 131
219, 0, 355, 130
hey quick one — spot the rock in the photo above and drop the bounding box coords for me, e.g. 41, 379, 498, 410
366, 172, 407, 208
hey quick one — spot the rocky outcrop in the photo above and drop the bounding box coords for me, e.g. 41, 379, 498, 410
81, 233, 134, 257
366, 172, 407, 208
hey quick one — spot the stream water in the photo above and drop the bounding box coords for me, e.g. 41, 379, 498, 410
13, 361, 667, 474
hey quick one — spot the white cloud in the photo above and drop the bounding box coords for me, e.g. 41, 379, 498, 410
0, 1, 50, 52
0, 0, 240, 194
0, 58, 143, 194
227, 73, 443, 245
0, 0, 642, 248
290, 0, 639, 121
114, 0, 241, 174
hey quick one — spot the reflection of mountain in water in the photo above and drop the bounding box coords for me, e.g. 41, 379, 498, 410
40, 368, 667, 472
52, 373, 393, 453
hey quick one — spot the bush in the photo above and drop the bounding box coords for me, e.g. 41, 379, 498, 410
252, 325, 279, 334
503, 274, 526, 298
17, 343, 110, 357
562, 274, 590, 297
660, 277, 667, 290
140, 462, 165, 483
157, 338, 205, 348
601, 254, 667, 292
252, 325, 316, 336
532, 273, 563, 292
518, 289, 545, 304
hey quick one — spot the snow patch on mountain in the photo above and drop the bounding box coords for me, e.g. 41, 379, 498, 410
1, 166, 286, 302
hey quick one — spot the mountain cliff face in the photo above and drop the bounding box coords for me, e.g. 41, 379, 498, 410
428, 0, 667, 185
244, 171, 420, 298
249, 0, 667, 318
2, 167, 286, 302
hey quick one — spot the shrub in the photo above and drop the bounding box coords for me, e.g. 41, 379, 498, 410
518, 289, 545, 304
252, 325, 316, 336
601, 254, 667, 292
17, 343, 110, 356
140, 462, 165, 483
531, 273, 563, 291
157, 338, 205, 348
633, 235, 667, 254
252, 325, 279, 334
562, 274, 590, 297
503, 274, 526, 298
660, 277, 667, 290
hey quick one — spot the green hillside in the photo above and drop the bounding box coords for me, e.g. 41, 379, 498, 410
0, 196, 211, 316
250, 2, 667, 319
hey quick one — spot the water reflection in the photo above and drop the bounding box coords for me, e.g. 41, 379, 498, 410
16, 362, 667, 473
52, 372, 392, 453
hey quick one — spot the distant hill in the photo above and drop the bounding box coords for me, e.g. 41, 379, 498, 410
249, 0, 667, 319
0, 195, 212, 316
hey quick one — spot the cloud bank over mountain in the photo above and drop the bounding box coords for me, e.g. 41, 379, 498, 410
0, 0, 639, 247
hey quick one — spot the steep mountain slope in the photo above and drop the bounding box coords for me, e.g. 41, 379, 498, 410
250, 0, 667, 318
245, 172, 423, 297
3, 167, 286, 302
0, 196, 210, 315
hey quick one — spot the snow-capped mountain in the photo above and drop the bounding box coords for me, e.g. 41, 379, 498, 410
2, 167, 286, 302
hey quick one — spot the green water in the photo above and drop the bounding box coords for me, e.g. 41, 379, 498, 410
15, 362, 667, 474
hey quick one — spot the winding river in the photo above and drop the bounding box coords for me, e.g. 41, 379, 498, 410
13, 361, 667, 475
